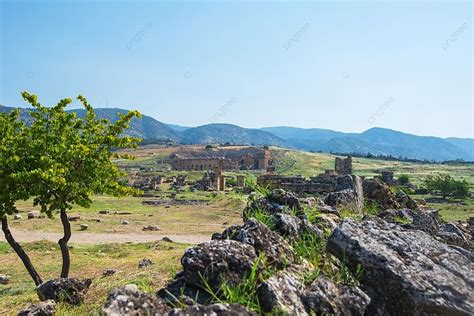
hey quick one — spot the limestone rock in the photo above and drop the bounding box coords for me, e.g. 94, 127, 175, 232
102, 284, 170, 315
27, 211, 40, 219
79, 224, 89, 231
102, 269, 117, 277
138, 258, 153, 268
37, 278, 92, 305
395, 191, 418, 209
14, 214, 22, 220
18, 300, 56, 316
0, 274, 10, 285
142, 225, 160, 231
327, 218, 474, 315
257, 271, 307, 315
213, 219, 294, 268
302, 275, 370, 316
170, 303, 255, 316
363, 179, 399, 210
181, 239, 259, 292
157, 275, 212, 306
273, 213, 322, 242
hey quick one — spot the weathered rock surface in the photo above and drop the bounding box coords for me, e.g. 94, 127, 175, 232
157, 275, 212, 306
170, 303, 255, 316
181, 239, 259, 292
102, 284, 170, 315
327, 218, 474, 315
257, 271, 307, 315
0, 274, 10, 285
37, 278, 92, 305
274, 213, 322, 242
212, 219, 294, 268
243, 189, 303, 220
302, 275, 370, 316
363, 178, 399, 210
27, 211, 41, 219
18, 300, 56, 316
395, 191, 418, 209
138, 258, 153, 268
324, 189, 358, 209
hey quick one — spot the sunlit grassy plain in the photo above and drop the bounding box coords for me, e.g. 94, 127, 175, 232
0, 145, 472, 314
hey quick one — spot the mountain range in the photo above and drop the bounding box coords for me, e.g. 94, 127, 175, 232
1, 105, 472, 162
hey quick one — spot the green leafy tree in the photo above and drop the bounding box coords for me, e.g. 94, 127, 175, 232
0, 110, 44, 286
424, 173, 469, 200
21, 92, 141, 278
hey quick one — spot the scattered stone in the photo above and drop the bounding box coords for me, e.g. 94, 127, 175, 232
257, 271, 307, 315
142, 225, 161, 231
68, 215, 81, 222
324, 189, 359, 210
157, 276, 212, 306
121, 220, 129, 225
99, 210, 109, 215
181, 240, 259, 292
302, 275, 370, 316
161, 237, 173, 243
14, 214, 22, 220
102, 269, 117, 277
273, 213, 322, 242
37, 278, 92, 305
114, 211, 132, 215
91, 218, 102, 223
165, 204, 171, 208
138, 258, 153, 268
327, 218, 474, 315
27, 211, 41, 219
18, 300, 56, 316
102, 284, 170, 315
0, 274, 10, 285
79, 224, 89, 231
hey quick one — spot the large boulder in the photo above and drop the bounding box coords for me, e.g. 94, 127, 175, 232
273, 213, 322, 243
37, 278, 91, 305
212, 219, 295, 268
324, 189, 358, 210
102, 284, 170, 315
395, 191, 418, 209
181, 240, 260, 292
157, 275, 212, 306
257, 271, 307, 315
302, 275, 370, 316
18, 300, 56, 316
363, 178, 399, 210
170, 303, 255, 316
327, 219, 474, 315
243, 189, 303, 220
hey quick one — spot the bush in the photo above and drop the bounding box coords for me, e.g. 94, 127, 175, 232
424, 173, 469, 199
398, 174, 410, 185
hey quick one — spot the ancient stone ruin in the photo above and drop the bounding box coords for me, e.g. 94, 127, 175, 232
258, 156, 354, 194
170, 147, 271, 171
194, 167, 226, 191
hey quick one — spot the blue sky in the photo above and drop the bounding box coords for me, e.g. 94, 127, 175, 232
1, 0, 472, 138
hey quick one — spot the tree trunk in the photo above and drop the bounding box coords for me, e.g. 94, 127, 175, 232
58, 209, 71, 278
1, 215, 43, 286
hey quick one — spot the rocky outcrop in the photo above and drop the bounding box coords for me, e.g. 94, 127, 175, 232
327, 218, 474, 315
302, 275, 370, 316
18, 300, 56, 316
257, 271, 307, 315
37, 278, 92, 305
395, 191, 418, 209
212, 219, 295, 268
363, 178, 399, 210
181, 239, 260, 292
170, 304, 255, 316
273, 213, 322, 242
243, 189, 303, 220
102, 284, 170, 315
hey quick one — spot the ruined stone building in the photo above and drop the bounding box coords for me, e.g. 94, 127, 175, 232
194, 168, 226, 191
170, 147, 270, 171
257, 156, 354, 194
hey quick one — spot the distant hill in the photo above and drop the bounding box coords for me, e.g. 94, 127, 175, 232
1, 104, 472, 161
72, 108, 180, 141
180, 124, 286, 146
265, 126, 473, 162
165, 123, 191, 132
445, 138, 474, 159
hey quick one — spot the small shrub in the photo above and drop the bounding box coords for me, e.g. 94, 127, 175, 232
398, 174, 410, 185
425, 173, 470, 199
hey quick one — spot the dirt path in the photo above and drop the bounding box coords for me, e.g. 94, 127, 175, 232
0, 229, 209, 245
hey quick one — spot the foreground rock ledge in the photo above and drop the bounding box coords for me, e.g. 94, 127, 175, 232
326, 218, 474, 315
